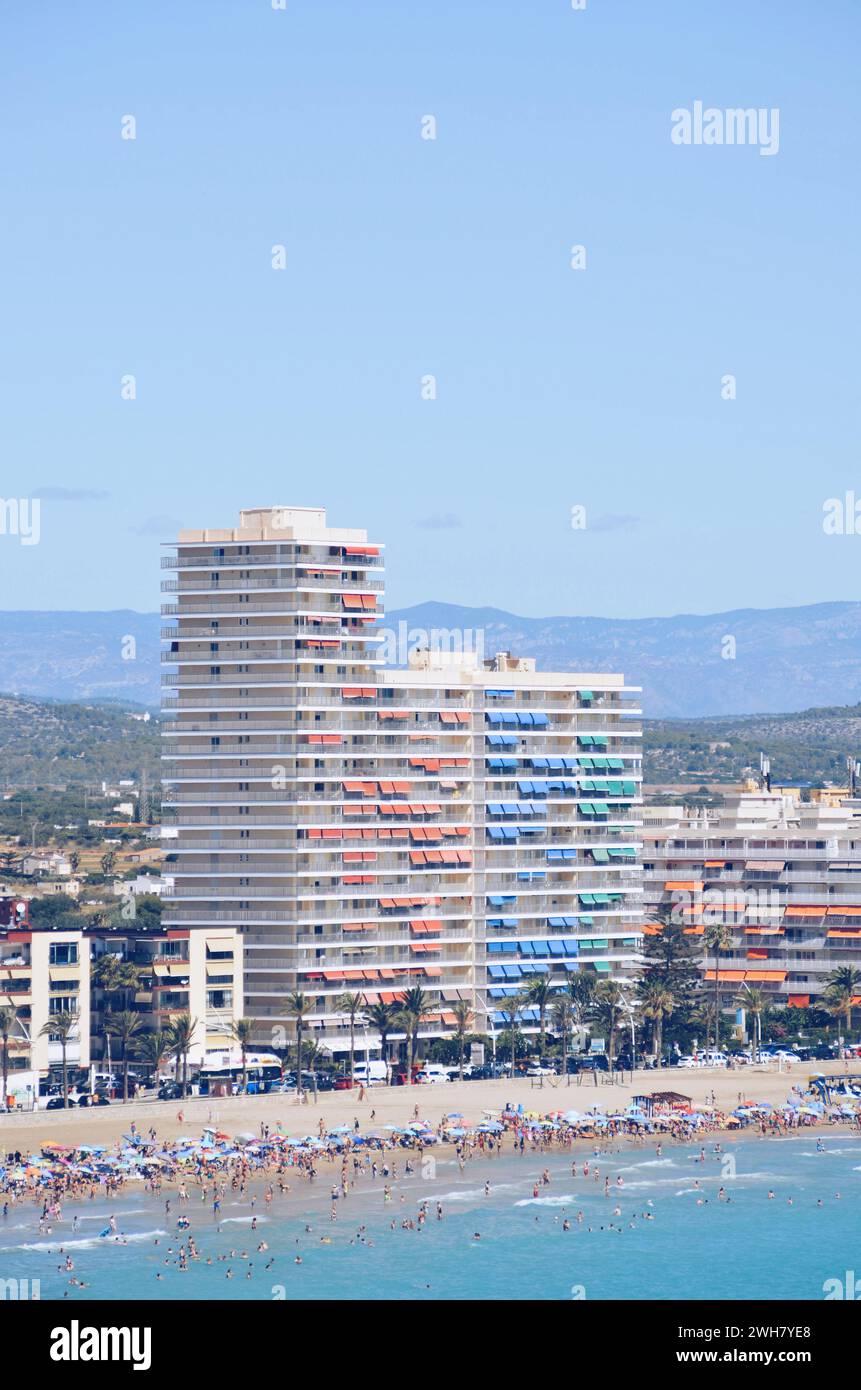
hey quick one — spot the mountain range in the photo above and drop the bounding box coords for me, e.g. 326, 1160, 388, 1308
1, 600, 860, 719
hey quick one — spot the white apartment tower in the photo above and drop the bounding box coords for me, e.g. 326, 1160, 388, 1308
161, 507, 643, 1063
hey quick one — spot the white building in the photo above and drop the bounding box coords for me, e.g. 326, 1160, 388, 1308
160, 507, 643, 1059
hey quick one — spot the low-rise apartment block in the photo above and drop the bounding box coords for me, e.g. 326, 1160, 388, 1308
643, 790, 861, 1018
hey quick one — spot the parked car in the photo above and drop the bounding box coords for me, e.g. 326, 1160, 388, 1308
525, 1063, 558, 1077
157, 1081, 183, 1101
415, 1067, 450, 1084
46, 1096, 76, 1110
571, 1055, 609, 1073
333, 1077, 354, 1090
77, 1093, 110, 1107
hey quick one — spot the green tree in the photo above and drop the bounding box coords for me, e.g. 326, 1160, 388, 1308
336, 991, 365, 1082
736, 986, 766, 1062
638, 978, 675, 1061
285, 992, 313, 1095
551, 995, 573, 1081
396, 986, 428, 1083
451, 1000, 474, 1080
0, 1004, 17, 1109
39, 1011, 79, 1107
134, 1029, 172, 1086
593, 980, 625, 1072
230, 1018, 255, 1093
565, 972, 598, 1051
703, 922, 734, 1054
824, 966, 861, 1047
167, 1014, 198, 1098
522, 976, 554, 1060
365, 1000, 397, 1083
106, 1010, 145, 1101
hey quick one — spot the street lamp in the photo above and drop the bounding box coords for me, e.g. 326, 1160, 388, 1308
618, 991, 637, 1078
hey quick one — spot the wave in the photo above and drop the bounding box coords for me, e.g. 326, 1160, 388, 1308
514, 1194, 577, 1208
7, 1229, 166, 1253
427, 1183, 520, 1203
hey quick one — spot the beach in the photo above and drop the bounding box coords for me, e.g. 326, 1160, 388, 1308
4, 1061, 859, 1153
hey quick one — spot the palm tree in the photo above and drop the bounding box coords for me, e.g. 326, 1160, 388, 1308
106, 1011, 145, 1101
230, 1018, 255, 1093
91, 955, 140, 1072
396, 986, 428, 1083
638, 978, 675, 1062
303, 1039, 331, 1097
565, 972, 598, 1054
0, 1005, 17, 1110
39, 1011, 78, 1107
502, 995, 529, 1075
551, 996, 573, 1082
825, 966, 861, 1048
166, 1014, 198, 1098
285, 992, 312, 1096
134, 1029, 172, 1087
703, 922, 734, 1054
451, 1000, 473, 1080
336, 992, 365, 1083
523, 976, 554, 1060
737, 986, 766, 1062
365, 1000, 397, 1082
100, 851, 117, 877
593, 980, 624, 1072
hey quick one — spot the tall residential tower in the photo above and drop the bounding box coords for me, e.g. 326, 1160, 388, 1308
161, 507, 643, 1065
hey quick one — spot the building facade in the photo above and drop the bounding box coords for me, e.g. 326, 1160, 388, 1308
0, 896, 90, 1100
643, 791, 861, 1019
161, 507, 643, 1063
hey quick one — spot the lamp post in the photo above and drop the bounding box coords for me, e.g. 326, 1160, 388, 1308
618, 990, 637, 1079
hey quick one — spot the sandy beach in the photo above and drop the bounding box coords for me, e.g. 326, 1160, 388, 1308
3, 1060, 859, 1152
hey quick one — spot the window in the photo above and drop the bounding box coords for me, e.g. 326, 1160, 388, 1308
49, 943, 78, 966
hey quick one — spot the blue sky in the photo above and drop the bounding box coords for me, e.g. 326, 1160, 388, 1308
1, 0, 859, 617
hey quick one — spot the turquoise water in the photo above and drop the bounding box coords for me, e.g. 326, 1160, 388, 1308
5, 1134, 861, 1301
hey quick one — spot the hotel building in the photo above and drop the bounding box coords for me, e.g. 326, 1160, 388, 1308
642, 791, 861, 1018
160, 507, 643, 1062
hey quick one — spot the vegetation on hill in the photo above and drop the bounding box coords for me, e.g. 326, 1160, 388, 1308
0, 695, 160, 789
644, 704, 861, 786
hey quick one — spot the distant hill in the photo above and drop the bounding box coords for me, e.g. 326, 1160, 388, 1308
385, 601, 861, 718
0, 695, 160, 788
1, 600, 861, 718
645, 705, 861, 786
0, 611, 161, 708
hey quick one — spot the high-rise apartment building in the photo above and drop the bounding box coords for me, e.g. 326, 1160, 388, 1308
161, 507, 643, 1065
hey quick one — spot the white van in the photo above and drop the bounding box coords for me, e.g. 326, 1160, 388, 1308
352, 1060, 388, 1086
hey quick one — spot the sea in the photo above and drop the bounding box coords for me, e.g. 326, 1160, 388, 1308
4, 1134, 860, 1301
